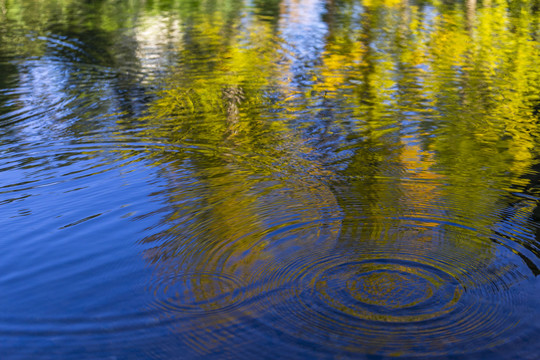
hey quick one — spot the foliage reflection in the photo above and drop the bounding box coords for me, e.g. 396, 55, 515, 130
1, 0, 539, 357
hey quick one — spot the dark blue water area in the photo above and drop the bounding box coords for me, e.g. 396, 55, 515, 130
0, 153, 161, 356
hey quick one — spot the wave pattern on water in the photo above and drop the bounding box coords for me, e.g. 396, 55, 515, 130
1, 0, 540, 359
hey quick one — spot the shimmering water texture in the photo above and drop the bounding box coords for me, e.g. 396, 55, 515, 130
1, 0, 540, 359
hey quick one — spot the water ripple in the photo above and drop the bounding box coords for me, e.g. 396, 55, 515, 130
246, 233, 529, 357
150, 272, 247, 315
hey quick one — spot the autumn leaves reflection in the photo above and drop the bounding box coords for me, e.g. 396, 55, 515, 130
0, 0, 538, 357
133, 0, 540, 357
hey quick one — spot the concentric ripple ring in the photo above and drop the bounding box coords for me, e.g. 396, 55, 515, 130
307, 259, 462, 323
253, 245, 523, 357
150, 272, 247, 315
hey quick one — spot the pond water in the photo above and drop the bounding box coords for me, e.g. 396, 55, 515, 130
1, 0, 540, 358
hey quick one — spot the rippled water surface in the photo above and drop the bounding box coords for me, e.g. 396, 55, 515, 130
1, 0, 540, 358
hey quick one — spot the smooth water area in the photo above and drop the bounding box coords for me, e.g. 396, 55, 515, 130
1, 0, 540, 358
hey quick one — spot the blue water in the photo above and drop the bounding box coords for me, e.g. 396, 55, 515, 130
1, 0, 540, 358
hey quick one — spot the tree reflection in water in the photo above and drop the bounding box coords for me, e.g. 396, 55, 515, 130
133, 0, 540, 357
0, 0, 539, 358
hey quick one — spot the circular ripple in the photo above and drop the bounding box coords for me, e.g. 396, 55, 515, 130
348, 269, 433, 308
151, 272, 247, 315
253, 244, 524, 358
310, 259, 461, 323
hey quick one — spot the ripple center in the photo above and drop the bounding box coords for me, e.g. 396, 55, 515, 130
348, 270, 433, 309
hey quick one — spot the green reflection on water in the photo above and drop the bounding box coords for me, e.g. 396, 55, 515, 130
1, 0, 540, 357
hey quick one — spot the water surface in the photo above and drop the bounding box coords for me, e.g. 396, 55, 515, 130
1, 0, 540, 358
